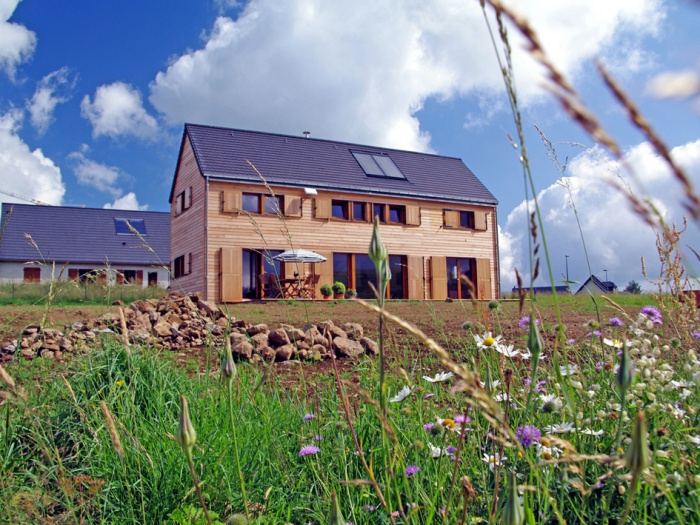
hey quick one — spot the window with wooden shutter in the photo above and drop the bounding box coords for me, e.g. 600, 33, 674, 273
476, 258, 492, 300
407, 256, 424, 299
136, 270, 144, 286
430, 256, 447, 300
220, 247, 242, 302
222, 190, 242, 214
284, 196, 302, 217
474, 211, 487, 231
405, 205, 420, 226
443, 210, 459, 228
68, 268, 79, 281
315, 197, 331, 219
184, 186, 192, 210
23, 267, 40, 283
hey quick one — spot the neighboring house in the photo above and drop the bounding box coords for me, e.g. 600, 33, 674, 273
511, 285, 571, 295
576, 275, 618, 295
170, 124, 499, 303
0, 203, 170, 288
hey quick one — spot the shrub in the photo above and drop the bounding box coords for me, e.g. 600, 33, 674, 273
331, 281, 346, 295
320, 284, 332, 297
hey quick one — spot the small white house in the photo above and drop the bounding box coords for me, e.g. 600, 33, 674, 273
0, 203, 170, 288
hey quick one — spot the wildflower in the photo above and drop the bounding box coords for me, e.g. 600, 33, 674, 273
544, 422, 574, 434
579, 428, 605, 436
482, 453, 506, 470
405, 465, 420, 477
422, 371, 454, 383
389, 385, 413, 403
603, 338, 624, 349
437, 417, 457, 431
454, 414, 471, 425
446, 445, 457, 454
616, 347, 632, 392
518, 316, 539, 328
516, 425, 541, 448
314, 435, 323, 441
539, 394, 563, 413
692, 332, 700, 339
501, 470, 524, 525
496, 344, 520, 358
586, 330, 602, 337
473, 331, 502, 350
424, 393, 435, 399
536, 443, 562, 460
640, 306, 662, 324
609, 317, 624, 327
222, 337, 237, 379
428, 443, 447, 458
559, 364, 578, 376
299, 445, 320, 457
669, 405, 686, 419
115, 380, 125, 386
303, 413, 316, 421
368, 216, 388, 265
625, 412, 650, 476
362, 505, 375, 511
423, 423, 434, 432
688, 435, 700, 446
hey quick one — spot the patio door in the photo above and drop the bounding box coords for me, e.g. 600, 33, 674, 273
446, 257, 475, 300
242, 249, 283, 299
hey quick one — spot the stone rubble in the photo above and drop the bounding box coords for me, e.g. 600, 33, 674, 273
0, 292, 378, 364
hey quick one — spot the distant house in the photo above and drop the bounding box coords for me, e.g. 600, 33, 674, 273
0, 203, 170, 288
169, 124, 499, 302
511, 285, 571, 295
576, 275, 617, 295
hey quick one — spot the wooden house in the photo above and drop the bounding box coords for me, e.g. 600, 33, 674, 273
576, 275, 618, 295
169, 124, 499, 302
0, 203, 170, 287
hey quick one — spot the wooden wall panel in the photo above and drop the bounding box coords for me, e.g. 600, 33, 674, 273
202, 181, 499, 301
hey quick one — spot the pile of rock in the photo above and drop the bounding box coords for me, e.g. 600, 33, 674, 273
0, 292, 378, 364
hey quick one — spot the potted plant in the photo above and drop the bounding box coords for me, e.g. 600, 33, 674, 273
332, 281, 346, 299
320, 283, 333, 299
344, 288, 357, 299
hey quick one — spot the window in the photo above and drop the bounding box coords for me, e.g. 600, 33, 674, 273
174, 254, 192, 279
352, 202, 367, 222
447, 257, 475, 299
123, 270, 137, 284
351, 151, 406, 179
373, 203, 386, 223
333, 253, 406, 299
332, 200, 349, 220
460, 211, 475, 229
175, 186, 192, 216
388, 204, 406, 224
331, 200, 370, 221
444, 210, 486, 230
114, 218, 146, 235
241, 194, 284, 216
242, 249, 283, 299
23, 267, 40, 283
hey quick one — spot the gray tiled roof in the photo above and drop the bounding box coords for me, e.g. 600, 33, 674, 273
176, 124, 498, 205
0, 203, 169, 266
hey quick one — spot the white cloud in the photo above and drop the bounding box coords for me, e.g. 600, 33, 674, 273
81, 82, 159, 140
0, 109, 64, 206
0, 0, 36, 79
499, 139, 700, 294
103, 192, 147, 211
149, 0, 665, 150
27, 67, 76, 134
69, 150, 125, 197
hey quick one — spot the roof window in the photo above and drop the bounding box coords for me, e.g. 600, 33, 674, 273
351, 151, 406, 179
114, 218, 147, 235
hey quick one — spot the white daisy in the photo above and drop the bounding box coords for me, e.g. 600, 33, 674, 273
688, 435, 700, 446
519, 350, 547, 361
559, 364, 579, 376
389, 385, 413, 403
428, 442, 447, 458
473, 331, 503, 350
422, 371, 454, 383
480, 380, 501, 390
603, 338, 624, 349
496, 345, 520, 358
544, 422, 575, 434
482, 453, 506, 470
535, 443, 562, 460
579, 428, 605, 436
539, 394, 563, 413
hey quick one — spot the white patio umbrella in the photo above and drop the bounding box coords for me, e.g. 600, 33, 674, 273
273, 249, 327, 263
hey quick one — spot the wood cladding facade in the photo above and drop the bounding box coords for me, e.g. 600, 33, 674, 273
171, 140, 499, 303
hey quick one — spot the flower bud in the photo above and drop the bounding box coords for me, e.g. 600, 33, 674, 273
526, 318, 543, 361
501, 470, 524, 525
223, 337, 237, 380
176, 395, 197, 451
369, 216, 388, 266
227, 514, 248, 525
616, 346, 632, 393
625, 411, 650, 476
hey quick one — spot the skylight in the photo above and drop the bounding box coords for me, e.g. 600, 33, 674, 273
351, 151, 406, 179
114, 218, 147, 235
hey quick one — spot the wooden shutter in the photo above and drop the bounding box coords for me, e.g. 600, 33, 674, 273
23, 267, 40, 283
220, 247, 242, 302
430, 256, 447, 300
315, 251, 334, 298
222, 190, 242, 213
116, 271, 124, 284
68, 268, 78, 281
405, 205, 421, 226
407, 256, 424, 299
444, 210, 459, 228
176, 194, 183, 216
136, 270, 144, 286
476, 258, 492, 300
184, 186, 192, 209
284, 196, 302, 217
315, 197, 331, 219
187, 253, 193, 275
474, 211, 487, 231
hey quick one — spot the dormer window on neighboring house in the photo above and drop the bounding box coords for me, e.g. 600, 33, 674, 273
114, 218, 147, 235
351, 151, 406, 179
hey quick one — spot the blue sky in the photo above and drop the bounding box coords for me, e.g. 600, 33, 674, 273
1, 0, 699, 293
